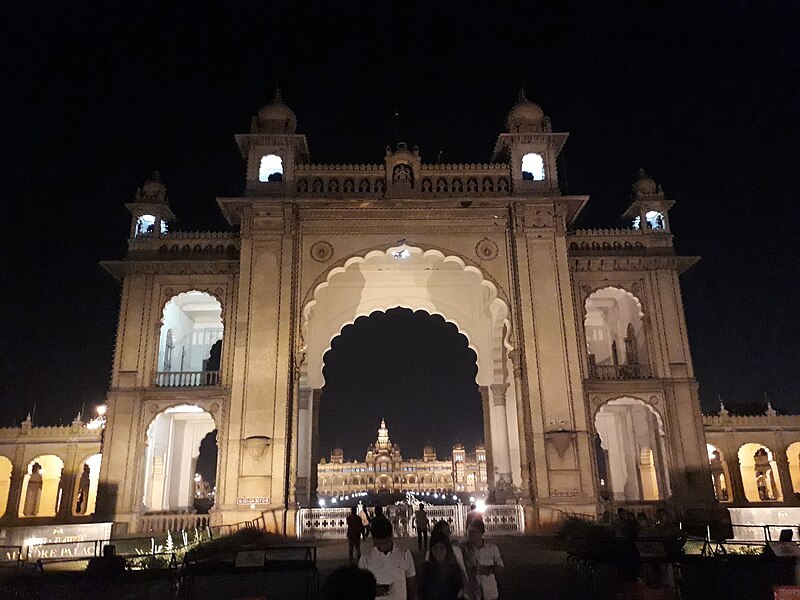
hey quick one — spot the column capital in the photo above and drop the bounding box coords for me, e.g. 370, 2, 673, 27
490, 382, 510, 406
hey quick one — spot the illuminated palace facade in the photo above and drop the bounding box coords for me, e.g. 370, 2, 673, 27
316, 420, 488, 498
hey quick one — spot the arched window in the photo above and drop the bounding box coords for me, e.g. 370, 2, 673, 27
521, 153, 545, 181
707, 444, 731, 502
632, 211, 665, 231
787, 441, 800, 496
136, 214, 168, 236
73, 453, 102, 515
157, 291, 223, 387
259, 154, 283, 182
738, 443, 782, 502
584, 287, 648, 379
20, 455, 64, 517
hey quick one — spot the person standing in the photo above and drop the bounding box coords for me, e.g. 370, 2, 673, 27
465, 504, 483, 533
462, 522, 503, 600
348, 506, 366, 562
359, 517, 417, 600
421, 531, 464, 600
415, 505, 430, 552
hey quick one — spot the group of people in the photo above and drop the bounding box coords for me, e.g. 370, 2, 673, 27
333, 503, 503, 600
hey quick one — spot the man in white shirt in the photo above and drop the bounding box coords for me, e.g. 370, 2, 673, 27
463, 521, 503, 600
358, 516, 417, 600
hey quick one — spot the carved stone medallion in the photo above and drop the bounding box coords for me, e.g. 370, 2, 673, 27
475, 238, 499, 261
310, 241, 334, 262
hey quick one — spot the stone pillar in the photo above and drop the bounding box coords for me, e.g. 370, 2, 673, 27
489, 383, 512, 482
774, 447, 799, 506
479, 386, 495, 491
509, 349, 532, 505
724, 443, 748, 505
295, 387, 312, 506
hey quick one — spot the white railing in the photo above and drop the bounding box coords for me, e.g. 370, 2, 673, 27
297, 504, 525, 539
154, 370, 220, 387
137, 512, 214, 533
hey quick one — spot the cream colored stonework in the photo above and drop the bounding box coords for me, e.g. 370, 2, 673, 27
96, 93, 719, 534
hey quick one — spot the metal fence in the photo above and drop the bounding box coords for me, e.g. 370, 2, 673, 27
296, 504, 525, 539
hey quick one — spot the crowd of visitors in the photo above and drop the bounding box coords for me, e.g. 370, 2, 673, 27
327, 501, 502, 600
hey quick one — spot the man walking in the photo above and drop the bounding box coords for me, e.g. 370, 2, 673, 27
415, 504, 429, 553
347, 506, 366, 562
359, 517, 417, 600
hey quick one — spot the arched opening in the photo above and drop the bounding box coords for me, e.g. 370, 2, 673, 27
0, 457, 11, 517
298, 244, 519, 507
584, 287, 649, 379
594, 398, 669, 502
194, 430, 218, 513
738, 443, 783, 502
19, 455, 64, 517
141, 405, 217, 512
136, 214, 168, 236
633, 211, 665, 231
73, 453, 102, 515
707, 444, 731, 502
521, 153, 545, 181
157, 291, 223, 387
317, 308, 485, 502
787, 442, 800, 498
259, 154, 283, 182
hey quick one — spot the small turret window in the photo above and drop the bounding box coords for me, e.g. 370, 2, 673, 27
259, 154, 283, 182
136, 214, 167, 236
521, 153, 545, 181
632, 211, 665, 230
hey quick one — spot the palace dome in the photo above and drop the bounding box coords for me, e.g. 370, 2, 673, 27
506, 91, 547, 133
253, 89, 297, 134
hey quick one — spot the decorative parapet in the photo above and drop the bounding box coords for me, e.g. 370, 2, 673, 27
703, 413, 800, 431
127, 231, 241, 259
568, 228, 674, 256
0, 422, 102, 442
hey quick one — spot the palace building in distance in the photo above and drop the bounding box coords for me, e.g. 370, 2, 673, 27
316, 420, 488, 499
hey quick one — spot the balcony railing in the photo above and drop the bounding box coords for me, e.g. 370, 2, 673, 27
155, 370, 220, 387
589, 364, 652, 380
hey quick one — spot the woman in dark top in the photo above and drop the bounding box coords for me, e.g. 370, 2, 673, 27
421, 530, 466, 600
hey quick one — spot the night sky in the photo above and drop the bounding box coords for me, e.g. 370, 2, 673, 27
2, 3, 800, 458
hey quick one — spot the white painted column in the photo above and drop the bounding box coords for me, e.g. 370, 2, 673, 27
295, 388, 312, 506
490, 383, 512, 482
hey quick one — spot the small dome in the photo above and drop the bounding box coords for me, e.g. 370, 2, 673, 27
253, 89, 297, 134
506, 90, 547, 133
135, 172, 167, 203
633, 169, 658, 196
424, 444, 435, 454
332, 447, 343, 456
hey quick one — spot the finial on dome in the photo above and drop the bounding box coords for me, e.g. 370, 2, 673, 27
765, 393, 777, 417
150, 170, 162, 184
518, 87, 528, 103
718, 396, 729, 417
274, 87, 282, 103
380, 418, 386, 428
72, 411, 84, 426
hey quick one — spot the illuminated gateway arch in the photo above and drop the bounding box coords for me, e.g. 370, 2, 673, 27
98, 91, 716, 534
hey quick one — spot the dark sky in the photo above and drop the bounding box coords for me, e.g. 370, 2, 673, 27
2, 3, 800, 454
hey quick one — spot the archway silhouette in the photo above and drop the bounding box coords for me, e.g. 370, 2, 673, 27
319, 308, 483, 463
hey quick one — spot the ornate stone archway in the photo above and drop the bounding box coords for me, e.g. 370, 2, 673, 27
294, 244, 520, 506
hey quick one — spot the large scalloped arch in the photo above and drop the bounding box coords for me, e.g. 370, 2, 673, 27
301, 243, 511, 387
594, 395, 666, 438
161, 289, 225, 323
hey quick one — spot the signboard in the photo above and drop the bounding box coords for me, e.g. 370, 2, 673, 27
236, 497, 270, 505
774, 587, 800, 599
0, 523, 113, 561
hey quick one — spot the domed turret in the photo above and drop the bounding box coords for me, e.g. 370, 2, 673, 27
632, 168, 659, 197
251, 89, 297, 134
505, 89, 548, 133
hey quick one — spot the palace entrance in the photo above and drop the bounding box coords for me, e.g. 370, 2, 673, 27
295, 245, 522, 507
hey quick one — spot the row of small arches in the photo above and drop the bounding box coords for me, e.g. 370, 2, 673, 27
157, 244, 238, 255
570, 241, 646, 251
294, 176, 511, 195
321, 475, 451, 486
707, 441, 800, 504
